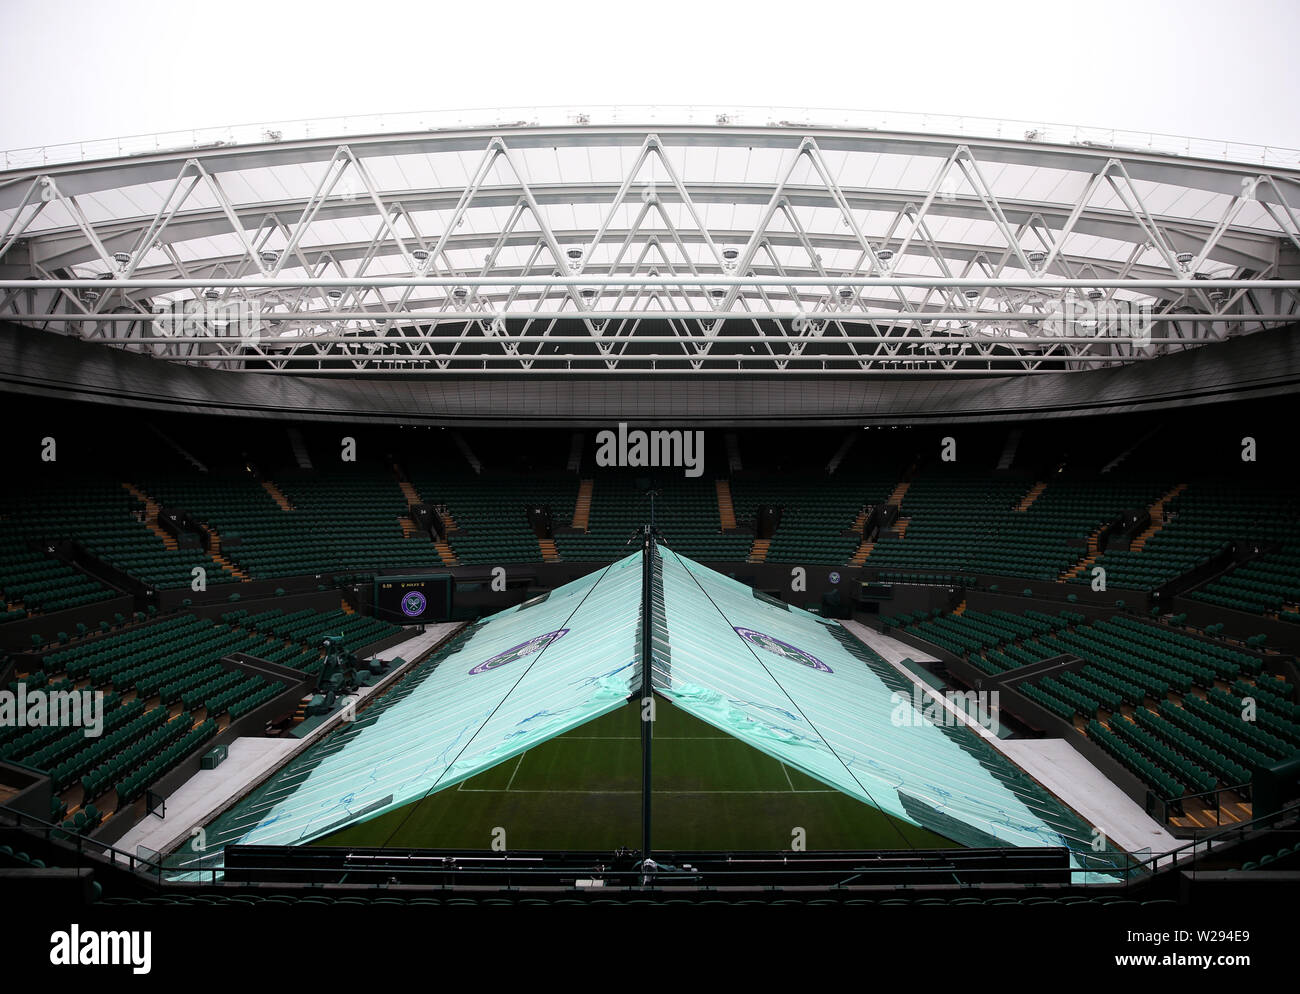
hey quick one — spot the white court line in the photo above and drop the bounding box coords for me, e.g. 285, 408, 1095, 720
780, 762, 796, 791
560, 736, 734, 740
453, 788, 840, 794
504, 752, 527, 791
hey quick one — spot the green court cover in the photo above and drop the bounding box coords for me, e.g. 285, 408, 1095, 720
652, 546, 1113, 870
172, 552, 643, 867
170, 543, 1120, 879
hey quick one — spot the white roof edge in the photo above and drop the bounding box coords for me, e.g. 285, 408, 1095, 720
5, 104, 1299, 172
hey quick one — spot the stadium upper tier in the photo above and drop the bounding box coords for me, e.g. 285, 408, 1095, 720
1, 107, 1298, 377
3, 409, 1297, 651
5, 468, 1298, 633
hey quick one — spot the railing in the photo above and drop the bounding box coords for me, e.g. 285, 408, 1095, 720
3, 104, 1298, 171
0, 801, 1130, 887
1124, 802, 1299, 880
1151, 781, 1254, 828
5, 799, 1296, 893
0, 804, 165, 882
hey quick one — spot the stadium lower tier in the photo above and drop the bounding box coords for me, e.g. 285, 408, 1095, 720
1, 605, 403, 835
882, 607, 1299, 827
1, 553, 1295, 901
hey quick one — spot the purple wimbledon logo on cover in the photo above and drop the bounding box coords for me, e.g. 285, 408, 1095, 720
732, 626, 832, 673
469, 629, 570, 674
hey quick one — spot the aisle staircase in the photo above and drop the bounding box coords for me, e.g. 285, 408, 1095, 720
262, 480, 295, 511
572, 480, 593, 532
567, 433, 584, 473
122, 483, 178, 550
206, 529, 250, 581
286, 428, 313, 470
725, 433, 743, 473
1131, 484, 1188, 551
996, 428, 1023, 470
850, 507, 869, 533
1016, 481, 1048, 512
848, 539, 874, 567
397, 480, 424, 538
715, 480, 737, 530
434, 538, 459, 566
398, 480, 421, 506
1059, 527, 1105, 581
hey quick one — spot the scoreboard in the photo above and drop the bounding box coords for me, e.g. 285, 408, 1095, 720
374, 574, 453, 623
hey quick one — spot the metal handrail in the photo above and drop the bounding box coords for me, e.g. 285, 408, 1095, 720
1122, 803, 1299, 880
1153, 781, 1254, 827
0, 802, 1130, 886
5, 799, 1295, 890
4, 104, 1298, 171
0, 804, 163, 880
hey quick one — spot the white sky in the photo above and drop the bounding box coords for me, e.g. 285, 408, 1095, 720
1, 0, 1297, 152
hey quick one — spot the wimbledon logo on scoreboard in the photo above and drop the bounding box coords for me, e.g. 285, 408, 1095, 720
469, 630, 569, 675
401, 590, 428, 618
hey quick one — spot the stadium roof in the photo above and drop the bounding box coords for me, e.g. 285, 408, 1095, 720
1, 106, 1298, 378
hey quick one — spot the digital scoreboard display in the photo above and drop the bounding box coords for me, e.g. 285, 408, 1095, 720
858, 582, 894, 601
374, 574, 453, 623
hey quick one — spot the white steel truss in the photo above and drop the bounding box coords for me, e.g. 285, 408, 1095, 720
1, 119, 1297, 375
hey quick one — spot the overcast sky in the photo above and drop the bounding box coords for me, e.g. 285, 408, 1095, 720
1, 0, 1297, 152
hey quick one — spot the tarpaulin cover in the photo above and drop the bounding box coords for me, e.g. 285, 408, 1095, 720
176, 552, 643, 862
652, 546, 1103, 858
